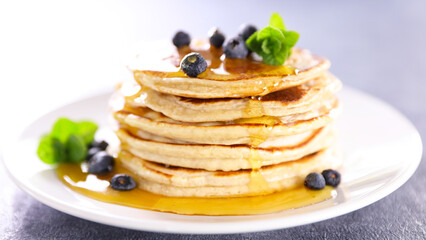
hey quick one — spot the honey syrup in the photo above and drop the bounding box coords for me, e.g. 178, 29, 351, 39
74, 40, 333, 216
235, 96, 280, 193
134, 41, 296, 81
57, 162, 334, 216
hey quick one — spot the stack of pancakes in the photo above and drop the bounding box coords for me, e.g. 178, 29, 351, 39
110, 41, 342, 197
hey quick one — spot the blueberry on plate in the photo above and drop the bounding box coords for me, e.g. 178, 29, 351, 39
88, 151, 114, 174
86, 147, 102, 161
224, 36, 249, 59
110, 174, 136, 191
172, 31, 191, 48
90, 140, 108, 151
239, 24, 257, 41
209, 27, 225, 48
304, 172, 326, 190
322, 169, 341, 187
180, 52, 208, 77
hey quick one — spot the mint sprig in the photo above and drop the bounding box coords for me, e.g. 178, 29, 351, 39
37, 134, 66, 164
37, 118, 98, 164
246, 13, 299, 65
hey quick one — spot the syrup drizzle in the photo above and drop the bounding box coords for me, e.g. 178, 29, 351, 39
239, 98, 281, 194
133, 41, 296, 81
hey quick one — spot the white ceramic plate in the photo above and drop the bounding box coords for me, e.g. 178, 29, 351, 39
2, 87, 422, 234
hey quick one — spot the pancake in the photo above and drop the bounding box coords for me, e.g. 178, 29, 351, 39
118, 147, 341, 197
112, 98, 340, 145
130, 41, 330, 98
121, 72, 341, 122
110, 39, 343, 199
116, 125, 336, 171
123, 126, 319, 148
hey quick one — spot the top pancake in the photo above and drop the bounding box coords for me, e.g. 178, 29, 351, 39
130, 40, 330, 98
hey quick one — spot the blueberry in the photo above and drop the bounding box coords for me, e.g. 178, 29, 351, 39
239, 24, 257, 41
90, 140, 108, 150
209, 28, 225, 48
224, 36, 249, 59
88, 151, 114, 174
172, 31, 191, 48
304, 172, 326, 190
322, 169, 341, 187
180, 52, 208, 77
110, 174, 136, 191
86, 147, 102, 161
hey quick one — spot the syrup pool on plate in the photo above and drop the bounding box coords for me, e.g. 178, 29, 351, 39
57, 161, 335, 216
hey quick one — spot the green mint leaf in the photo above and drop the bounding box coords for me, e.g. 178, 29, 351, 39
37, 135, 66, 164
286, 48, 292, 59
37, 117, 99, 164
257, 26, 285, 41
51, 118, 78, 143
261, 39, 271, 54
66, 134, 88, 163
269, 38, 283, 54
52, 137, 67, 163
283, 31, 300, 48
247, 26, 287, 65
245, 13, 299, 66
76, 121, 98, 145
262, 45, 289, 66
269, 12, 286, 32
246, 32, 262, 52
277, 45, 291, 63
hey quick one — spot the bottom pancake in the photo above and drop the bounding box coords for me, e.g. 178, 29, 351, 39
118, 147, 341, 197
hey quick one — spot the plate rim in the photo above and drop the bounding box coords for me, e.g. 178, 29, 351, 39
1, 86, 423, 234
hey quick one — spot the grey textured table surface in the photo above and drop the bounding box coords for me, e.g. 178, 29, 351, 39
1, 1, 426, 239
